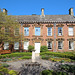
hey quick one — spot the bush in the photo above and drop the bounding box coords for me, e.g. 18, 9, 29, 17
41, 70, 68, 75
8, 70, 18, 75
40, 46, 48, 52
0, 67, 18, 75
1, 63, 9, 67
28, 45, 34, 52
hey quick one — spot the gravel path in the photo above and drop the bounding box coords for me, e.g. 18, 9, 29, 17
1, 59, 75, 72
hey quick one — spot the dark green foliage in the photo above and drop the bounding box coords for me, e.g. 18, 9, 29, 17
28, 45, 34, 52
60, 64, 75, 73
41, 70, 68, 75
1, 63, 9, 67
40, 46, 48, 52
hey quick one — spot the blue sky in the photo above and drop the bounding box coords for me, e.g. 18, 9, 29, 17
0, 0, 75, 15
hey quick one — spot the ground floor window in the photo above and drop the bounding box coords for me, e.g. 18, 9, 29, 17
24, 41, 29, 50
58, 41, 63, 49
47, 41, 52, 50
69, 41, 74, 50
4, 42, 9, 50
14, 42, 19, 50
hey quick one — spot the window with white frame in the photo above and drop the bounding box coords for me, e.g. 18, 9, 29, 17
24, 41, 29, 50
47, 41, 52, 49
35, 27, 40, 36
14, 28, 19, 36
68, 27, 73, 36
14, 42, 19, 50
47, 27, 52, 36
24, 27, 29, 36
69, 41, 74, 50
58, 41, 63, 49
4, 42, 9, 50
58, 27, 62, 36
5, 27, 9, 35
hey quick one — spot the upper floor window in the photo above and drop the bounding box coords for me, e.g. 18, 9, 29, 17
24, 27, 29, 36
4, 42, 9, 50
14, 42, 19, 50
47, 27, 52, 36
58, 41, 63, 49
68, 27, 73, 36
5, 27, 9, 36
47, 41, 52, 50
58, 27, 62, 36
35, 27, 40, 36
14, 28, 19, 36
69, 41, 74, 50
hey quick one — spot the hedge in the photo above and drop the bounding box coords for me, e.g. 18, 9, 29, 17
40, 51, 75, 60
0, 52, 32, 59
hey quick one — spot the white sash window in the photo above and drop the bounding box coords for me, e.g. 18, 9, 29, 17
47, 27, 52, 36
68, 27, 73, 36
24, 27, 29, 36
47, 41, 52, 50
14, 42, 19, 50
69, 41, 74, 50
24, 41, 29, 50
58, 27, 62, 36
58, 41, 63, 49
4, 42, 9, 50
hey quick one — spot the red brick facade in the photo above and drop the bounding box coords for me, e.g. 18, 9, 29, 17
0, 8, 75, 53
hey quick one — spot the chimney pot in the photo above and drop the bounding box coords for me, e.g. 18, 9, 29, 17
69, 8, 74, 16
3, 8, 7, 15
41, 8, 45, 17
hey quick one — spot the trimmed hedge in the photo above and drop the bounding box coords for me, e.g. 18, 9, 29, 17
0, 52, 32, 59
19, 56, 31, 59
40, 51, 75, 60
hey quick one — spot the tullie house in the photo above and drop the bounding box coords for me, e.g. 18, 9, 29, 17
0, 8, 75, 54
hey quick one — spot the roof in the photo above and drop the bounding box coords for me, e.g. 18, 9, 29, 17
12, 15, 75, 23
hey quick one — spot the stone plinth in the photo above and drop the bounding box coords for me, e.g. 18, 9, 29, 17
32, 50, 35, 62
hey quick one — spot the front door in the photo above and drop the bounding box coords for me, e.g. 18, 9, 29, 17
35, 42, 40, 53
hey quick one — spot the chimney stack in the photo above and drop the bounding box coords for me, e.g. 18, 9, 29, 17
41, 8, 45, 17
69, 8, 74, 16
3, 8, 7, 15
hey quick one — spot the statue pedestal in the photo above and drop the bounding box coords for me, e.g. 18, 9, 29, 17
32, 50, 35, 62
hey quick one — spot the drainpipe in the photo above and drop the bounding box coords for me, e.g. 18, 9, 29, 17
54, 23, 56, 52
21, 23, 23, 52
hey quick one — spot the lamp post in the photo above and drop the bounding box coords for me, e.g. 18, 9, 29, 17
21, 23, 23, 52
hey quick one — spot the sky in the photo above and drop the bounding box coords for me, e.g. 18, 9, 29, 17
0, 0, 75, 15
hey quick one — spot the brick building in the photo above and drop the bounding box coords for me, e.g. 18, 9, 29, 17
2, 8, 75, 53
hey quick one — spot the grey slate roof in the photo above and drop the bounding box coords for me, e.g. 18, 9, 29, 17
13, 15, 75, 23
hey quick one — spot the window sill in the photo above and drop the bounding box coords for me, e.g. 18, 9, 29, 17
32, 35, 43, 37
58, 35, 64, 37
68, 35, 74, 37
58, 49, 63, 50
46, 35, 53, 37
69, 49, 74, 50
48, 49, 52, 50
24, 36, 30, 37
